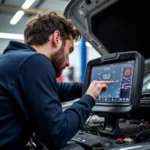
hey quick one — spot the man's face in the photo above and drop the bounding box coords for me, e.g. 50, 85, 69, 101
51, 37, 74, 78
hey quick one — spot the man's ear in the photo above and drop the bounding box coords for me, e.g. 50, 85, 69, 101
51, 30, 61, 47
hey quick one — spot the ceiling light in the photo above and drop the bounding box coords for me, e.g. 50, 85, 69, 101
10, 11, 25, 25
10, 0, 35, 25
22, 0, 35, 9
0, 33, 24, 40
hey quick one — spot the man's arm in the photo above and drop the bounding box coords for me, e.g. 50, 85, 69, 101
57, 82, 83, 102
16, 54, 95, 149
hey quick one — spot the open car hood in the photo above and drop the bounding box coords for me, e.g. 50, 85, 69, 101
64, 0, 150, 59
64, 0, 150, 100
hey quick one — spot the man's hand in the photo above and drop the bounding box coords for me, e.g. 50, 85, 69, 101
86, 80, 113, 100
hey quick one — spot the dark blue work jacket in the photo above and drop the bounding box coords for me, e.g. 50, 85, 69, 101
0, 41, 95, 150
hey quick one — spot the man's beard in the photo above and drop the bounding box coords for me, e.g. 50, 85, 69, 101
51, 41, 66, 78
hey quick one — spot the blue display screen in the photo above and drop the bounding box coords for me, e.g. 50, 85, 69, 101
91, 61, 134, 103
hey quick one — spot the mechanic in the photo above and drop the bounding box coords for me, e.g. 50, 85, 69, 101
0, 12, 113, 150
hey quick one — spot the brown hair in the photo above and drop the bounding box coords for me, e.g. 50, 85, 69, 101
24, 12, 81, 46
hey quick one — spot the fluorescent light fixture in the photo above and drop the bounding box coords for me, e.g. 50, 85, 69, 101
10, 0, 35, 25
22, 0, 35, 9
10, 11, 25, 25
0, 32, 24, 40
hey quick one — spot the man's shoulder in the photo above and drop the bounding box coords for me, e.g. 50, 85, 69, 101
2, 50, 48, 66
0, 50, 51, 78
7, 49, 38, 61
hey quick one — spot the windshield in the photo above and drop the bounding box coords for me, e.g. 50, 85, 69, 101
142, 73, 150, 94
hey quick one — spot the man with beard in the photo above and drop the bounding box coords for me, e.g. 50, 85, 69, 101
0, 12, 113, 150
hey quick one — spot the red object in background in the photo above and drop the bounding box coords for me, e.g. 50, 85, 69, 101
116, 138, 123, 143
56, 76, 64, 82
